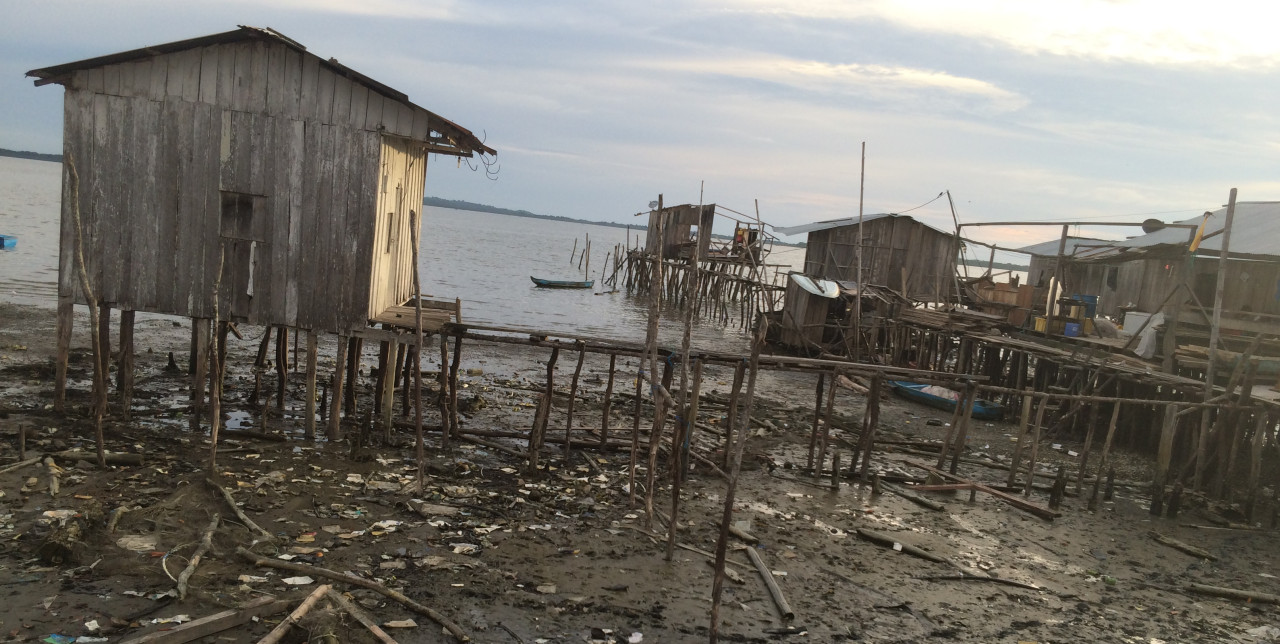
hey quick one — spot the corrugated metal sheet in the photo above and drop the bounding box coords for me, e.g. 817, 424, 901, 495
1107, 202, 1280, 260
27, 25, 494, 158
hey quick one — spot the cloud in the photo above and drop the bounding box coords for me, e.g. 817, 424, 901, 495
648, 54, 1028, 114
721, 0, 1280, 68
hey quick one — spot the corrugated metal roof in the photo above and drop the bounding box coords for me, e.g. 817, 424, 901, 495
26, 25, 494, 158
774, 212, 951, 237
1071, 201, 1280, 262
1111, 202, 1280, 259
1016, 236, 1114, 257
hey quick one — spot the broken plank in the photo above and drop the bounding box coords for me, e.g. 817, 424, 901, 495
1149, 531, 1217, 561
118, 596, 288, 644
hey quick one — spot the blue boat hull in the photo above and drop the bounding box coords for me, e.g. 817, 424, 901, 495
531, 276, 594, 289
0, 234, 15, 250
888, 380, 1005, 420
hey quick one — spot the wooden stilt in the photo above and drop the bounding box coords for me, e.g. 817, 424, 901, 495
629, 358, 643, 506
816, 368, 838, 471
374, 340, 391, 416
807, 373, 826, 471
948, 382, 977, 475
304, 332, 318, 440
345, 338, 361, 417
190, 318, 210, 433
97, 302, 112, 406
601, 353, 617, 446
565, 341, 586, 461
437, 335, 450, 450
448, 334, 463, 437
1088, 403, 1122, 511
400, 344, 413, 418
529, 347, 559, 472
1246, 413, 1268, 523
1006, 390, 1035, 487
328, 336, 348, 441
54, 300, 74, 410
724, 361, 746, 469
1152, 404, 1180, 514
117, 309, 135, 417
935, 384, 973, 469
858, 374, 882, 481
1023, 396, 1048, 497
380, 340, 396, 443
275, 326, 288, 411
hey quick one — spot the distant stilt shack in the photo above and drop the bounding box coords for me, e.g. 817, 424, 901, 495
28, 26, 495, 423
773, 214, 957, 353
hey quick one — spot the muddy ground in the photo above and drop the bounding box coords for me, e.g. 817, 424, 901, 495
0, 301, 1278, 643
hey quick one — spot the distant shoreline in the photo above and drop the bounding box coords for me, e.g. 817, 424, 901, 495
0, 148, 61, 163
423, 196, 806, 248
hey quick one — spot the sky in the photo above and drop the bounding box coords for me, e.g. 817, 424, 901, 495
2, 1, 1278, 266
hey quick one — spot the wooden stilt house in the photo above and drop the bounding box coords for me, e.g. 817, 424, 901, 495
28, 26, 494, 430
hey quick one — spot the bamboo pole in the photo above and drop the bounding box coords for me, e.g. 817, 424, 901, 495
410, 212, 427, 492
709, 319, 765, 643
565, 341, 586, 461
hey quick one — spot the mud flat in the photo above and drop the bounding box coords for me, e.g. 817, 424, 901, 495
0, 301, 1276, 643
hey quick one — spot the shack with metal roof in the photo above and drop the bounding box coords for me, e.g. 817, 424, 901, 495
28, 26, 495, 434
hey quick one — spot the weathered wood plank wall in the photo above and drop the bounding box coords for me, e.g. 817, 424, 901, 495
802, 217, 954, 302
57, 39, 433, 334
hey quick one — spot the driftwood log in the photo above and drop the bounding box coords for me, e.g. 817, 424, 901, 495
256, 584, 332, 644
1149, 531, 1217, 561
176, 514, 219, 599
207, 479, 275, 542
856, 528, 949, 564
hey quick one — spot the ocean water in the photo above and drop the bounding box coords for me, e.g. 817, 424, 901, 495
0, 156, 759, 351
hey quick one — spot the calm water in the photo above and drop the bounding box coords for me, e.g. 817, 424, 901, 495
0, 156, 754, 351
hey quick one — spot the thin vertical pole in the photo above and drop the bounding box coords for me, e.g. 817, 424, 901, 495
304, 331, 318, 440
854, 142, 865, 363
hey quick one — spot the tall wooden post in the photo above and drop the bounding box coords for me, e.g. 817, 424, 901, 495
565, 342, 586, 460
858, 374, 882, 481
1153, 404, 1180, 514
275, 326, 288, 411
97, 302, 112, 400
117, 309, 135, 416
54, 300, 74, 410
190, 318, 210, 433
328, 337, 348, 440
304, 331, 318, 440
807, 373, 826, 471
601, 353, 617, 445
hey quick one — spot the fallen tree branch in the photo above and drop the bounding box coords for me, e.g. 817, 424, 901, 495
327, 589, 400, 644
914, 573, 1042, 592
236, 547, 469, 642
881, 481, 945, 511
0, 457, 42, 475
54, 450, 144, 465
256, 584, 332, 644
1149, 531, 1217, 561
176, 514, 219, 599
1187, 582, 1280, 605
207, 479, 275, 543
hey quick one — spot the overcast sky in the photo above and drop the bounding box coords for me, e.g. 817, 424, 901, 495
2, 1, 1276, 264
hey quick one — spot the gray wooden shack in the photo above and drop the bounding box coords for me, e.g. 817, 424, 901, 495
775, 213, 956, 301
28, 26, 494, 430
645, 203, 716, 260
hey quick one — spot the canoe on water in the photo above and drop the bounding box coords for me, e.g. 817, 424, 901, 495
0, 235, 15, 250
888, 380, 1005, 420
530, 276, 594, 289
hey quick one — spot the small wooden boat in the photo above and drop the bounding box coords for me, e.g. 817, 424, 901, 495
0, 234, 15, 250
530, 276, 594, 289
888, 380, 1005, 420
